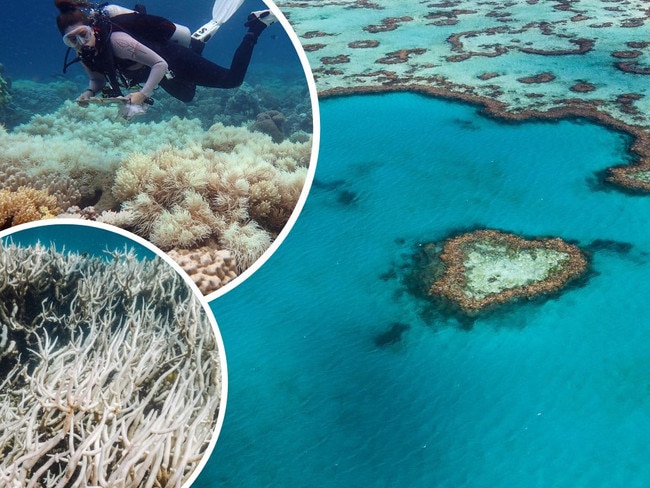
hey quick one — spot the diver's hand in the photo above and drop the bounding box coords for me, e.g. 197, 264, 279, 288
126, 91, 147, 106
76, 89, 93, 107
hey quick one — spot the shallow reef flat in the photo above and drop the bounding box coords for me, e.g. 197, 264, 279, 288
428, 229, 588, 314
280, 0, 650, 191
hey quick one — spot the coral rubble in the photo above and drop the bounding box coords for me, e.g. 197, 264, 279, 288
428, 229, 588, 313
0, 241, 221, 486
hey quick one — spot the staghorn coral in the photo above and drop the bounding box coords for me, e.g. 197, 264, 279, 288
0, 187, 61, 229
0, 241, 221, 487
105, 123, 311, 276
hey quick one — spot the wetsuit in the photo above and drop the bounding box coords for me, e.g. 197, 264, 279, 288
82, 28, 258, 102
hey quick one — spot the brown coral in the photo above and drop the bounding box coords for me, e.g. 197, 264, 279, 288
249, 111, 286, 143
0, 187, 61, 229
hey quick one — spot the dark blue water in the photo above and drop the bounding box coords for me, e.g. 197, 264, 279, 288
0, 0, 299, 83
197, 93, 650, 487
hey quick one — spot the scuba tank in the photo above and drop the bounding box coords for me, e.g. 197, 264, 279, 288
63, 3, 194, 97
98, 4, 192, 48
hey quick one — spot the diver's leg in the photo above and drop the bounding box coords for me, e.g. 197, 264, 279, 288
178, 11, 277, 86
159, 77, 197, 102
166, 31, 261, 89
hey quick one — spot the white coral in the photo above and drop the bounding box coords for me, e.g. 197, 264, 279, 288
0, 242, 221, 487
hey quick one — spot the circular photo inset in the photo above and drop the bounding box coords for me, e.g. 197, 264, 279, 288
0, 0, 319, 298
0, 220, 225, 487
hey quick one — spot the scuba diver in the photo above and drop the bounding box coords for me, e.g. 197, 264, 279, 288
54, 0, 277, 106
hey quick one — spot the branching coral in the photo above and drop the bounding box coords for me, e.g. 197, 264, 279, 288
105, 123, 312, 274
0, 242, 221, 487
0, 187, 61, 229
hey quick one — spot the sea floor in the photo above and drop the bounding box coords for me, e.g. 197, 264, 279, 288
197, 93, 650, 487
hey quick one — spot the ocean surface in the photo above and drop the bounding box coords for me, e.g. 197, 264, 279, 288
198, 93, 650, 487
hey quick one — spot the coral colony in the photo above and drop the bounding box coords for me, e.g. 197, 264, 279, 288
0, 99, 311, 294
0, 242, 221, 487
426, 230, 588, 313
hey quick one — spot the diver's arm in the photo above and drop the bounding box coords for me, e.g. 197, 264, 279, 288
76, 65, 106, 106
110, 31, 168, 102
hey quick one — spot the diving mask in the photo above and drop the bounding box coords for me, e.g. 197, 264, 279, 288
63, 25, 94, 49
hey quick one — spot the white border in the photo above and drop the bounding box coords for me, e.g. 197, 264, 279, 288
205, 0, 321, 301
0, 218, 228, 488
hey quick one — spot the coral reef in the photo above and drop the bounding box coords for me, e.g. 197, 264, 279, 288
0, 64, 11, 111
0, 241, 221, 487
0, 78, 80, 129
102, 123, 310, 280
250, 110, 286, 142
150, 82, 313, 137
167, 247, 237, 294
0, 187, 61, 229
428, 230, 588, 313
0, 73, 314, 294
0, 104, 206, 212
280, 0, 650, 194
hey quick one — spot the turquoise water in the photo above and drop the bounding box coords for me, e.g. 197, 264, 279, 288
1, 223, 156, 260
199, 93, 650, 487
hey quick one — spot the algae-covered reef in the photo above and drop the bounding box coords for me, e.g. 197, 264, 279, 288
0, 242, 221, 487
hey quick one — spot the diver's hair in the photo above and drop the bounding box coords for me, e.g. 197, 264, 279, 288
54, 0, 94, 34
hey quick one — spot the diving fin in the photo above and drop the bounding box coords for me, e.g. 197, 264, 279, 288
192, 19, 223, 43
191, 0, 245, 42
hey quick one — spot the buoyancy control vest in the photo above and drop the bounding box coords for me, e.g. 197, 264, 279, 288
65, 4, 192, 97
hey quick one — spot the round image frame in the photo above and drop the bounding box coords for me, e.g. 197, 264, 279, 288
0, 219, 227, 488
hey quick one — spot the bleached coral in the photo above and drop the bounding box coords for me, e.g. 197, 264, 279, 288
0, 242, 221, 487
106, 123, 311, 273
0, 103, 206, 212
15, 101, 203, 162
